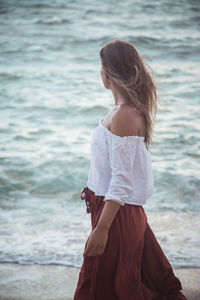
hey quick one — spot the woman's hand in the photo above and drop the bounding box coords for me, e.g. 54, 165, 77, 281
83, 226, 109, 256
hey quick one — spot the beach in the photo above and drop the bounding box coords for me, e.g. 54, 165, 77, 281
0, 262, 199, 300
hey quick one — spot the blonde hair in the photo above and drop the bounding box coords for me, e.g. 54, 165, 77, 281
99, 39, 158, 150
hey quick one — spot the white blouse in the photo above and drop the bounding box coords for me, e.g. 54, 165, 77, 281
86, 118, 154, 206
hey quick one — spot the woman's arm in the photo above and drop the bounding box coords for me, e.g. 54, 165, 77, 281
83, 200, 121, 256
97, 200, 121, 231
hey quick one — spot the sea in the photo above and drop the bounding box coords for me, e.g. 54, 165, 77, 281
0, 0, 199, 270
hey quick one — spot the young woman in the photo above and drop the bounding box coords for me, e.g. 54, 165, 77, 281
73, 40, 187, 300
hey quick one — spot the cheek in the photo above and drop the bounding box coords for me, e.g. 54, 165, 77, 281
101, 70, 105, 82
100, 72, 105, 83
100, 69, 109, 89
100, 69, 103, 79
102, 76, 108, 88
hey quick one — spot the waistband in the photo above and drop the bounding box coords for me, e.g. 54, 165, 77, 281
80, 186, 92, 214
80, 186, 144, 214
80, 186, 104, 214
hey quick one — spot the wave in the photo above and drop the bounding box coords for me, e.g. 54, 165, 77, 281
36, 16, 71, 25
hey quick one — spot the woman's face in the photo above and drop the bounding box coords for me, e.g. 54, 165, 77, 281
100, 66, 110, 89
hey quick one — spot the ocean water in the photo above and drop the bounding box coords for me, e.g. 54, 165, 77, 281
0, 0, 199, 269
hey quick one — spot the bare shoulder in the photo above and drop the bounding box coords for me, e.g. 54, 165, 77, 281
111, 104, 145, 137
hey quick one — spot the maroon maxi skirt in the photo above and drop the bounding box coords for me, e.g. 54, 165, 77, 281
73, 186, 187, 300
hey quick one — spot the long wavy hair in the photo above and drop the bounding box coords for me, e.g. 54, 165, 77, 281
99, 39, 158, 150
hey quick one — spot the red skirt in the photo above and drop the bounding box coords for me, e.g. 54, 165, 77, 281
73, 186, 187, 300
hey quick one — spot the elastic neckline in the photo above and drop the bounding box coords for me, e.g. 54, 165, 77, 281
99, 119, 145, 140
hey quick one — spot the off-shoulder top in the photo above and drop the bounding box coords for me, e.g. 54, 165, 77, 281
86, 118, 154, 206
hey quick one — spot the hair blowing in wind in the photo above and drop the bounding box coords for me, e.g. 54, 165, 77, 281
99, 39, 158, 150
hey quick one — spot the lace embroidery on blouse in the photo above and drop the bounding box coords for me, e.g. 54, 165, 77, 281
100, 120, 145, 206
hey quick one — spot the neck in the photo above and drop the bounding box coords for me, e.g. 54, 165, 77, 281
114, 100, 128, 106
114, 101, 129, 108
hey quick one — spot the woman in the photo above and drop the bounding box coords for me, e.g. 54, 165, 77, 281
73, 40, 187, 300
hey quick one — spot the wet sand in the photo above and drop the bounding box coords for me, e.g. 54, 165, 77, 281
0, 262, 199, 300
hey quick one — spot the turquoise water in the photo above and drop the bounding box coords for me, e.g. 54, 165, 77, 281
0, 0, 199, 269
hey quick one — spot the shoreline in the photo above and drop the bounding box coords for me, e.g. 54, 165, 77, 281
0, 262, 199, 300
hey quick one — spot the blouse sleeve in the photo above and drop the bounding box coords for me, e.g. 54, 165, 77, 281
103, 134, 138, 206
